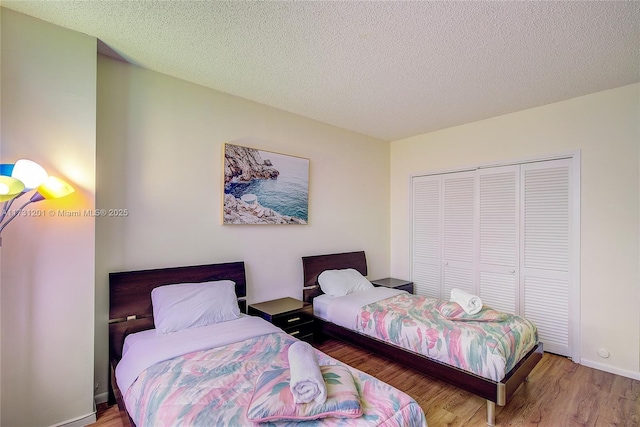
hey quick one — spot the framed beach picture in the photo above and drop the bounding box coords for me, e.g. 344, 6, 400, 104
223, 143, 309, 225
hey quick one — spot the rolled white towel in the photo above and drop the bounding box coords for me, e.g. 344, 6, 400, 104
450, 288, 483, 315
287, 341, 327, 404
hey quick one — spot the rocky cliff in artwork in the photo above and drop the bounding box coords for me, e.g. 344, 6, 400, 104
224, 144, 279, 184
223, 194, 306, 225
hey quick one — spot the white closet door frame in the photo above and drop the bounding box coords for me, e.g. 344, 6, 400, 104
571, 152, 581, 363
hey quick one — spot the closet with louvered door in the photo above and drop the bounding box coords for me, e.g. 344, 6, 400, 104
520, 158, 573, 357
411, 170, 476, 298
410, 157, 577, 358
476, 165, 520, 315
411, 174, 442, 298
442, 171, 476, 298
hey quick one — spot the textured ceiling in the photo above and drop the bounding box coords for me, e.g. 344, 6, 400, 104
2, 1, 639, 141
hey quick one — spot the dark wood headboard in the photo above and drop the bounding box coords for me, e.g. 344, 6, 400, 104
108, 261, 247, 362
301, 251, 367, 303
109, 261, 247, 321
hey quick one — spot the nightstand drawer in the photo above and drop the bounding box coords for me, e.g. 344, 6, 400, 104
248, 297, 315, 343
283, 320, 314, 339
272, 309, 313, 329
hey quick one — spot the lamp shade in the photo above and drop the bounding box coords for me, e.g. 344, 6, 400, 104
0, 164, 15, 176
11, 159, 47, 189
32, 176, 75, 201
0, 176, 25, 202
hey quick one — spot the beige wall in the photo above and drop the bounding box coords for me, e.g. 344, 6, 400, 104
390, 84, 640, 379
94, 55, 391, 399
1, 9, 97, 427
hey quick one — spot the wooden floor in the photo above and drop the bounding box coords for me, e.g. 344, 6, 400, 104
90, 339, 640, 427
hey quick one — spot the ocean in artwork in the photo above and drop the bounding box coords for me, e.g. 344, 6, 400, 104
225, 150, 309, 222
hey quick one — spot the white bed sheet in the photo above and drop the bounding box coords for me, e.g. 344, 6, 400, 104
325, 287, 406, 328
116, 314, 281, 393
313, 293, 335, 320
121, 328, 156, 358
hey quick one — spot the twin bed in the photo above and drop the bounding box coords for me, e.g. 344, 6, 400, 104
108, 261, 427, 427
108, 251, 542, 426
302, 251, 543, 426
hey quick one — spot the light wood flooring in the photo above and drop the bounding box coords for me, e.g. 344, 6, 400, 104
90, 338, 639, 427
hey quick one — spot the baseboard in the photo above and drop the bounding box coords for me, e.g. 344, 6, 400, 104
580, 358, 640, 381
94, 391, 109, 405
50, 411, 96, 427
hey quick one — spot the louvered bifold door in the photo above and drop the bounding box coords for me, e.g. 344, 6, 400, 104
411, 175, 442, 298
520, 159, 572, 357
442, 171, 476, 298
477, 165, 520, 314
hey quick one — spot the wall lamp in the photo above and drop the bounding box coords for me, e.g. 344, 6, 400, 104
0, 159, 75, 246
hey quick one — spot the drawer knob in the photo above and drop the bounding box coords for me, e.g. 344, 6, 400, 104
287, 317, 301, 323
290, 330, 300, 335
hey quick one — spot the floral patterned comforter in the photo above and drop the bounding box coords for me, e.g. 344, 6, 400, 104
124, 331, 427, 426
353, 294, 538, 382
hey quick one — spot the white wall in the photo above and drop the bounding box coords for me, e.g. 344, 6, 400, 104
1, 9, 96, 426
390, 84, 640, 379
94, 55, 391, 399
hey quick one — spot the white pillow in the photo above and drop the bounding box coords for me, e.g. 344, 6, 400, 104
151, 280, 240, 334
317, 268, 374, 297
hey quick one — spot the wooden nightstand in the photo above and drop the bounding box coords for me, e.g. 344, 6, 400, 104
248, 297, 314, 343
370, 278, 414, 294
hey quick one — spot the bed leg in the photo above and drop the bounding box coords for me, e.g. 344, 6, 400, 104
486, 400, 495, 426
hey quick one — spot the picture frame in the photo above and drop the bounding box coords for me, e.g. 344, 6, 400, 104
223, 143, 309, 225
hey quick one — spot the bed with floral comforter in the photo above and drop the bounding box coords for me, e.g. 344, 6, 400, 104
325, 288, 538, 382
118, 316, 427, 426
